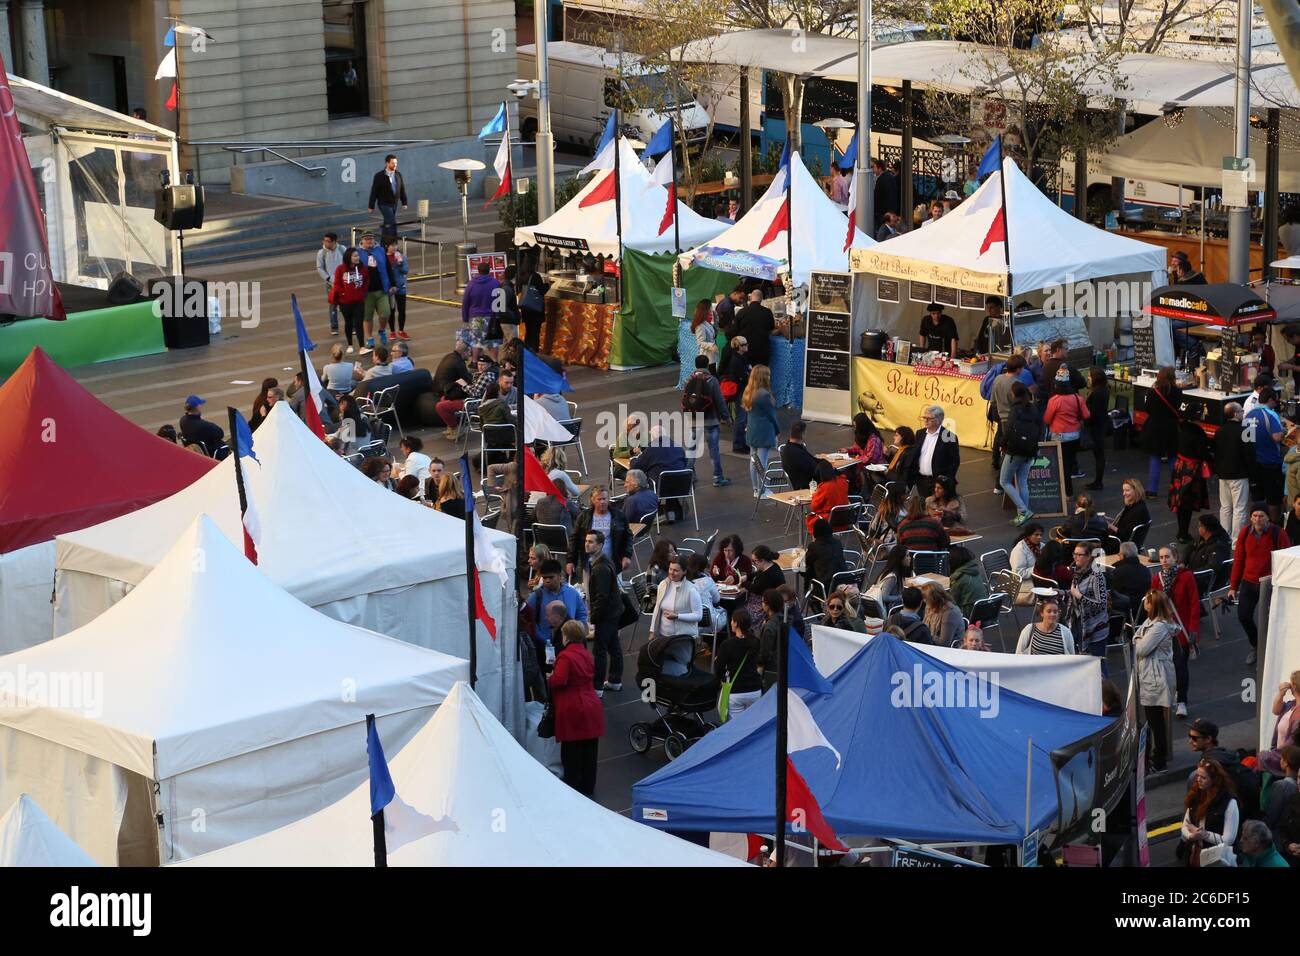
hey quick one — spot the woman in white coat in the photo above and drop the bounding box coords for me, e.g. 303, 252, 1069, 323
1135, 589, 1179, 772
649, 556, 703, 676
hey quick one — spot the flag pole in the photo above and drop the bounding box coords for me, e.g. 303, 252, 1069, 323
785, 149, 795, 342
515, 345, 526, 586
671, 117, 681, 257
996, 135, 1015, 330
225, 407, 249, 516
462, 455, 479, 690
774, 603, 790, 867
172, 24, 186, 273
506, 101, 520, 286
366, 713, 388, 868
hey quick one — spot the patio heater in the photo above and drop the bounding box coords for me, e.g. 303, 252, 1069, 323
438, 158, 486, 292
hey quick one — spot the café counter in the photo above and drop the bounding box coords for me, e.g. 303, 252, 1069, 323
852, 357, 994, 451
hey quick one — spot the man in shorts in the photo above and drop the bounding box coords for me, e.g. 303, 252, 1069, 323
358, 232, 392, 353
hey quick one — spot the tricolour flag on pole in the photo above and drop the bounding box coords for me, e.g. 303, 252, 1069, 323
580, 113, 617, 175
367, 716, 456, 855
785, 689, 848, 852
979, 206, 1006, 256
154, 48, 177, 79
291, 294, 326, 439
0, 62, 65, 321
230, 410, 262, 564
459, 456, 509, 640
759, 143, 792, 248
977, 136, 1002, 180
644, 118, 674, 159
653, 152, 676, 237
523, 447, 566, 504
579, 168, 617, 208
163, 26, 175, 47
165, 83, 178, 112
483, 104, 512, 210
478, 101, 507, 139
844, 164, 857, 252
840, 130, 858, 171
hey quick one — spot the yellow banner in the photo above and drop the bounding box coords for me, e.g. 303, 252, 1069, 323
852, 357, 994, 451
849, 248, 1007, 296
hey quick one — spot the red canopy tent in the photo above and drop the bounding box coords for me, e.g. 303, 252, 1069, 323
0, 347, 214, 555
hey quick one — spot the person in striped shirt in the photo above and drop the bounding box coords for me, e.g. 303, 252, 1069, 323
1016, 598, 1076, 655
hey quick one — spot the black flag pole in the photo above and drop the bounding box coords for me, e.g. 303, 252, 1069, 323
225, 407, 249, 516
785, 149, 795, 341
774, 603, 790, 867
515, 343, 526, 586
366, 713, 387, 868
461, 455, 478, 689
996, 135, 1015, 333
671, 117, 681, 257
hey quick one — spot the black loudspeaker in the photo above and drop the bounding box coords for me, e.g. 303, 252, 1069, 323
106, 271, 144, 305
154, 184, 205, 230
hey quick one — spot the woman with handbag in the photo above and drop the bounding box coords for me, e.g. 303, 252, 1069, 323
1135, 589, 1179, 770
1043, 366, 1090, 497
517, 256, 547, 352
1178, 758, 1240, 867
1142, 365, 1184, 497
547, 619, 605, 796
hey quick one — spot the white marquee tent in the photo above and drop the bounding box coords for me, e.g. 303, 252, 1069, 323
52, 402, 522, 734
514, 137, 727, 259
0, 516, 468, 865
1262, 546, 1300, 754
680, 150, 875, 288
0, 794, 98, 867
177, 682, 744, 868
1100, 108, 1300, 192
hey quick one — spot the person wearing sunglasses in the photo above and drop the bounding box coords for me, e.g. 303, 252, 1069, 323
823, 590, 868, 633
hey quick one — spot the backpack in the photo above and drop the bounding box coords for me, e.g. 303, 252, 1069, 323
1224, 751, 1264, 820
681, 371, 715, 415
1005, 406, 1043, 457
979, 362, 1007, 401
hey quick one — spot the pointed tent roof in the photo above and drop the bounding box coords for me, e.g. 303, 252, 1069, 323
0, 794, 98, 866
55, 402, 513, 606
850, 157, 1167, 296
0, 347, 214, 554
176, 682, 744, 867
514, 137, 727, 259
632, 633, 1114, 844
0, 515, 468, 779
680, 151, 874, 287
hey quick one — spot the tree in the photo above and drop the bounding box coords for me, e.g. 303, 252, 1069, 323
1069, 0, 1236, 54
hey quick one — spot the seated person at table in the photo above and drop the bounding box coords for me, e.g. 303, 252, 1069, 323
962, 625, 992, 651
1034, 539, 1073, 589
885, 586, 934, 644
1188, 514, 1232, 580
1011, 523, 1044, 605
1060, 493, 1113, 549
622, 469, 660, 524
924, 475, 966, 529
645, 540, 678, 594
948, 545, 989, 620
823, 589, 868, 633
807, 459, 850, 534
534, 485, 573, 536
1109, 541, 1153, 612
746, 545, 786, 619
885, 426, 917, 486
533, 391, 570, 424
710, 535, 753, 588
804, 518, 848, 603
179, 395, 225, 453
630, 425, 688, 488
1108, 477, 1151, 544
876, 494, 950, 586
781, 420, 819, 490
923, 583, 964, 646
917, 302, 958, 355
540, 447, 581, 503
1016, 597, 1076, 655
613, 413, 648, 460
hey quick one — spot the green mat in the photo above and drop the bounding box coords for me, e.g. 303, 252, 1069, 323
0, 300, 166, 379
611, 248, 736, 369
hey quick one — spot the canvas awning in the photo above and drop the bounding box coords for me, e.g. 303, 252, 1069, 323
7, 73, 175, 139
850, 156, 1167, 295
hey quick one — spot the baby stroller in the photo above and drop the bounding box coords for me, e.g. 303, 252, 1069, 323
629, 633, 720, 761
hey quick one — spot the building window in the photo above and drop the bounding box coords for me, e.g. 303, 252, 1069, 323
323, 0, 369, 118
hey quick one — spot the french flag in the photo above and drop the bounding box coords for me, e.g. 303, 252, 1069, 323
484, 108, 512, 210
459, 455, 509, 640
523, 447, 566, 504
844, 163, 857, 252
759, 141, 792, 249
291, 294, 326, 439
784, 689, 849, 853
230, 410, 262, 564
367, 714, 456, 860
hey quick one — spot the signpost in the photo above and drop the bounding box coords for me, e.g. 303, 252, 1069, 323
1023, 441, 1068, 518
804, 271, 854, 424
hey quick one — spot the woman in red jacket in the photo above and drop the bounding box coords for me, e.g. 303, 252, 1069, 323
548, 619, 605, 796
330, 247, 368, 353
1043, 369, 1090, 497
1151, 544, 1200, 719
806, 459, 850, 535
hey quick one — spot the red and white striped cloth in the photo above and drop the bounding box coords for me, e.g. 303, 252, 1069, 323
911, 364, 983, 381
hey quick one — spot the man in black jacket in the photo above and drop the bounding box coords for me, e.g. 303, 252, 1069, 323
367, 153, 408, 237
584, 529, 625, 692
871, 158, 898, 227
568, 487, 632, 577
781, 420, 819, 490
734, 290, 775, 367
723, 336, 753, 454
1214, 401, 1250, 539
178, 395, 225, 454
908, 404, 961, 498
1110, 541, 1153, 613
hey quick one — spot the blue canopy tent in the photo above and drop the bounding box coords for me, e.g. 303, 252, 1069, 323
632, 635, 1116, 846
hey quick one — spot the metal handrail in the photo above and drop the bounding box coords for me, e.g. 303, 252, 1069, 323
223, 145, 328, 177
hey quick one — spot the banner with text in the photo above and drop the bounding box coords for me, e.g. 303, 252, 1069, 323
853, 357, 993, 450
804, 271, 855, 424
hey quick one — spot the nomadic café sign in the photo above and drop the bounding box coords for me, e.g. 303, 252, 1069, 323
849, 248, 1007, 297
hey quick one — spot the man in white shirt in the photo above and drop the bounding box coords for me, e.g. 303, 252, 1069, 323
1243, 372, 1274, 415
908, 404, 960, 497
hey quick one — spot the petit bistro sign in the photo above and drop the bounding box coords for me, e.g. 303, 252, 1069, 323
850, 248, 1007, 296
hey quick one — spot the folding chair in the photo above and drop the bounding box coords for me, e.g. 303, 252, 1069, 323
803, 579, 828, 615
532, 523, 569, 556
1198, 557, 1233, 641
547, 418, 589, 477
655, 468, 698, 531
751, 453, 792, 521
979, 548, 1011, 584
360, 384, 404, 441
909, 550, 949, 576
480, 422, 516, 471
626, 572, 656, 646
988, 569, 1025, 631
1126, 521, 1152, 551
629, 511, 657, 569
455, 397, 481, 448
827, 503, 862, 549
968, 594, 1008, 652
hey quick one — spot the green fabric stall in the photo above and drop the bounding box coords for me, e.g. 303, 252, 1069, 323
611, 247, 735, 369
0, 300, 165, 379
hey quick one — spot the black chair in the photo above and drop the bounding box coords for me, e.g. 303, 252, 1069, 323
532, 523, 569, 556
481, 422, 516, 471
909, 550, 949, 576
979, 548, 1011, 583
968, 594, 1008, 651
655, 468, 698, 531
1127, 521, 1152, 551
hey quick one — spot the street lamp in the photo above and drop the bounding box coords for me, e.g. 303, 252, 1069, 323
438, 157, 486, 291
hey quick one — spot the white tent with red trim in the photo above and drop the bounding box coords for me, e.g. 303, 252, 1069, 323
514, 138, 727, 259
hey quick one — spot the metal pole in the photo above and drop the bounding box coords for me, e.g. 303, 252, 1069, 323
1073, 105, 1088, 221
774, 607, 790, 867
855, 0, 873, 233
534, 0, 556, 220
1264, 107, 1280, 279
900, 81, 913, 229
739, 69, 753, 215
1228, 0, 1252, 284
366, 714, 388, 867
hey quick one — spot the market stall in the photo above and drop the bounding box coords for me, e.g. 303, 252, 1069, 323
849, 157, 1167, 439
677, 151, 873, 417
1131, 283, 1278, 435
514, 138, 727, 369
854, 358, 994, 450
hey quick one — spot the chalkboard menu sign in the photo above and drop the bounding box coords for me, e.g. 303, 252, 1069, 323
1132, 313, 1156, 369
877, 278, 901, 303
1026, 441, 1068, 517
910, 281, 934, 304
808, 310, 851, 352
934, 285, 959, 307
805, 348, 852, 391
960, 290, 986, 311
810, 272, 851, 313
